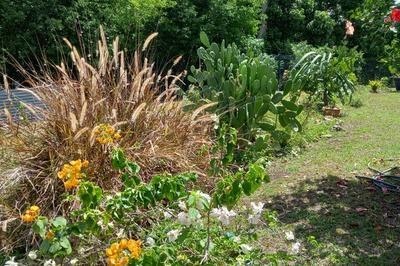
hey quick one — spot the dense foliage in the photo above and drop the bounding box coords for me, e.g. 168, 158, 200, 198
0, 0, 262, 77
2, 0, 397, 81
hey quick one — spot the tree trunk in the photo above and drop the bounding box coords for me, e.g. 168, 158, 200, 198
323, 89, 329, 107
258, 1, 269, 39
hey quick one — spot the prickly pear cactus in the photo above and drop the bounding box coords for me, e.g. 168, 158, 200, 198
188, 32, 303, 139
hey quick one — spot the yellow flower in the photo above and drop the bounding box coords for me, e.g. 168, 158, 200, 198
21, 214, 35, 223
106, 239, 142, 266
46, 230, 55, 240
106, 248, 115, 257
95, 124, 121, 145
64, 178, 80, 190
82, 160, 89, 168
30, 206, 40, 211
127, 240, 142, 260
57, 160, 89, 190
21, 205, 40, 223
119, 239, 128, 249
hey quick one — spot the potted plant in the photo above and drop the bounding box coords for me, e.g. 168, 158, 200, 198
291, 46, 357, 118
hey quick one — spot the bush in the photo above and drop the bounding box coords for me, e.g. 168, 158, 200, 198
188, 33, 304, 146
291, 51, 356, 107
3, 146, 270, 265
0, 29, 215, 245
368, 80, 384, 93
382, 39, 400, 77
350, 98, 363, 108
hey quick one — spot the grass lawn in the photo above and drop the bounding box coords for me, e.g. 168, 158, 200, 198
251, 87, 400, 264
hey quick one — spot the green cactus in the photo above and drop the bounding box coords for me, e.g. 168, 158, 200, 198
188, 32, 303, 140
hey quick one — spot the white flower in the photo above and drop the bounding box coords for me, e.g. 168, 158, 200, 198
196, 192, 211, 209
248, 214, 260, 225
116, 228, 125, 238
177, 212, 192, 226
285, 231, 295, 241
199, 192, 211, 202
4, 257, 18, 266
70, 259, 79, 265
240, 244, 253, 254
96, 219, 104, 228
250, 202, 264, 215
178, 201, 187, 211
163, 211, 172, 219
44, 259, 56, 266
211, 206, 237, 225
146, 237, 155, 246
28, 250, 38, 260
233, 236, 241, 243
167, 229, 181, 242
291, 242, 301, 254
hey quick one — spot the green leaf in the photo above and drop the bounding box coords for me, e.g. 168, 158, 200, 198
32, 217, 48, 238
126, 162, 141, 175
52, 217, 67, 228
48, 241, 61, 254
257, 122, 275, 132
60, 237, 72, 254
200, 31, 210, 48
188, 208, 200, 220
271, 92, 284, 104
111, 148, 126, 170
282, 100, 298, 111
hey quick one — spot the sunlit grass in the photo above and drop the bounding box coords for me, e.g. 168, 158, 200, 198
251, 87, 400, 264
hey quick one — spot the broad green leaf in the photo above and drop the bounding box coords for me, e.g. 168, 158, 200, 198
200, 31, 210, 48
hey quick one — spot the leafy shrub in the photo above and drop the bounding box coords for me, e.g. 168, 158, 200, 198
188, 33, 304, 143
292, 51, 356, 107
4, 146, 271, 265
368, 80, 384, 93
382, 39, 400, 76
291, 42, 332, 63
0, 28, 215, 245
291, 43, 363, 83
350, 98, 363, 108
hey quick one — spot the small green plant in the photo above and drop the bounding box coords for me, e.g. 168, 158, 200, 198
293, 51, 356, 107
32, 216, 72, 258
350, 98, 363, 108
368, 80, 384, 93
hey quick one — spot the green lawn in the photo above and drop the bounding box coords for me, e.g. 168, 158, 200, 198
252, 87, 400, 265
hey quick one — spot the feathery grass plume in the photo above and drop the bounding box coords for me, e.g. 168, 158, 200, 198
0, 27, 215, 251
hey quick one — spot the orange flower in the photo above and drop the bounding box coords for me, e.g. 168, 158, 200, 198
105, 239, 142, 266
95, 124, 121, 145
21, 206, 40, 223
64, 178, 80, 190
46, 230, 55, 240
57, 160, 89, 190
127, 240, 142, 260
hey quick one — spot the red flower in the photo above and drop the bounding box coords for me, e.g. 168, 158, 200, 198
391, 8, 400, 22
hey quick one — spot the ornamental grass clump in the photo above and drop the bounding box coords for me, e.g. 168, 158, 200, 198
0, 27, 214, 251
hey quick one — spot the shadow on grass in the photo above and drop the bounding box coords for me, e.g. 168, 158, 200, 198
268, 175, 400, 265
